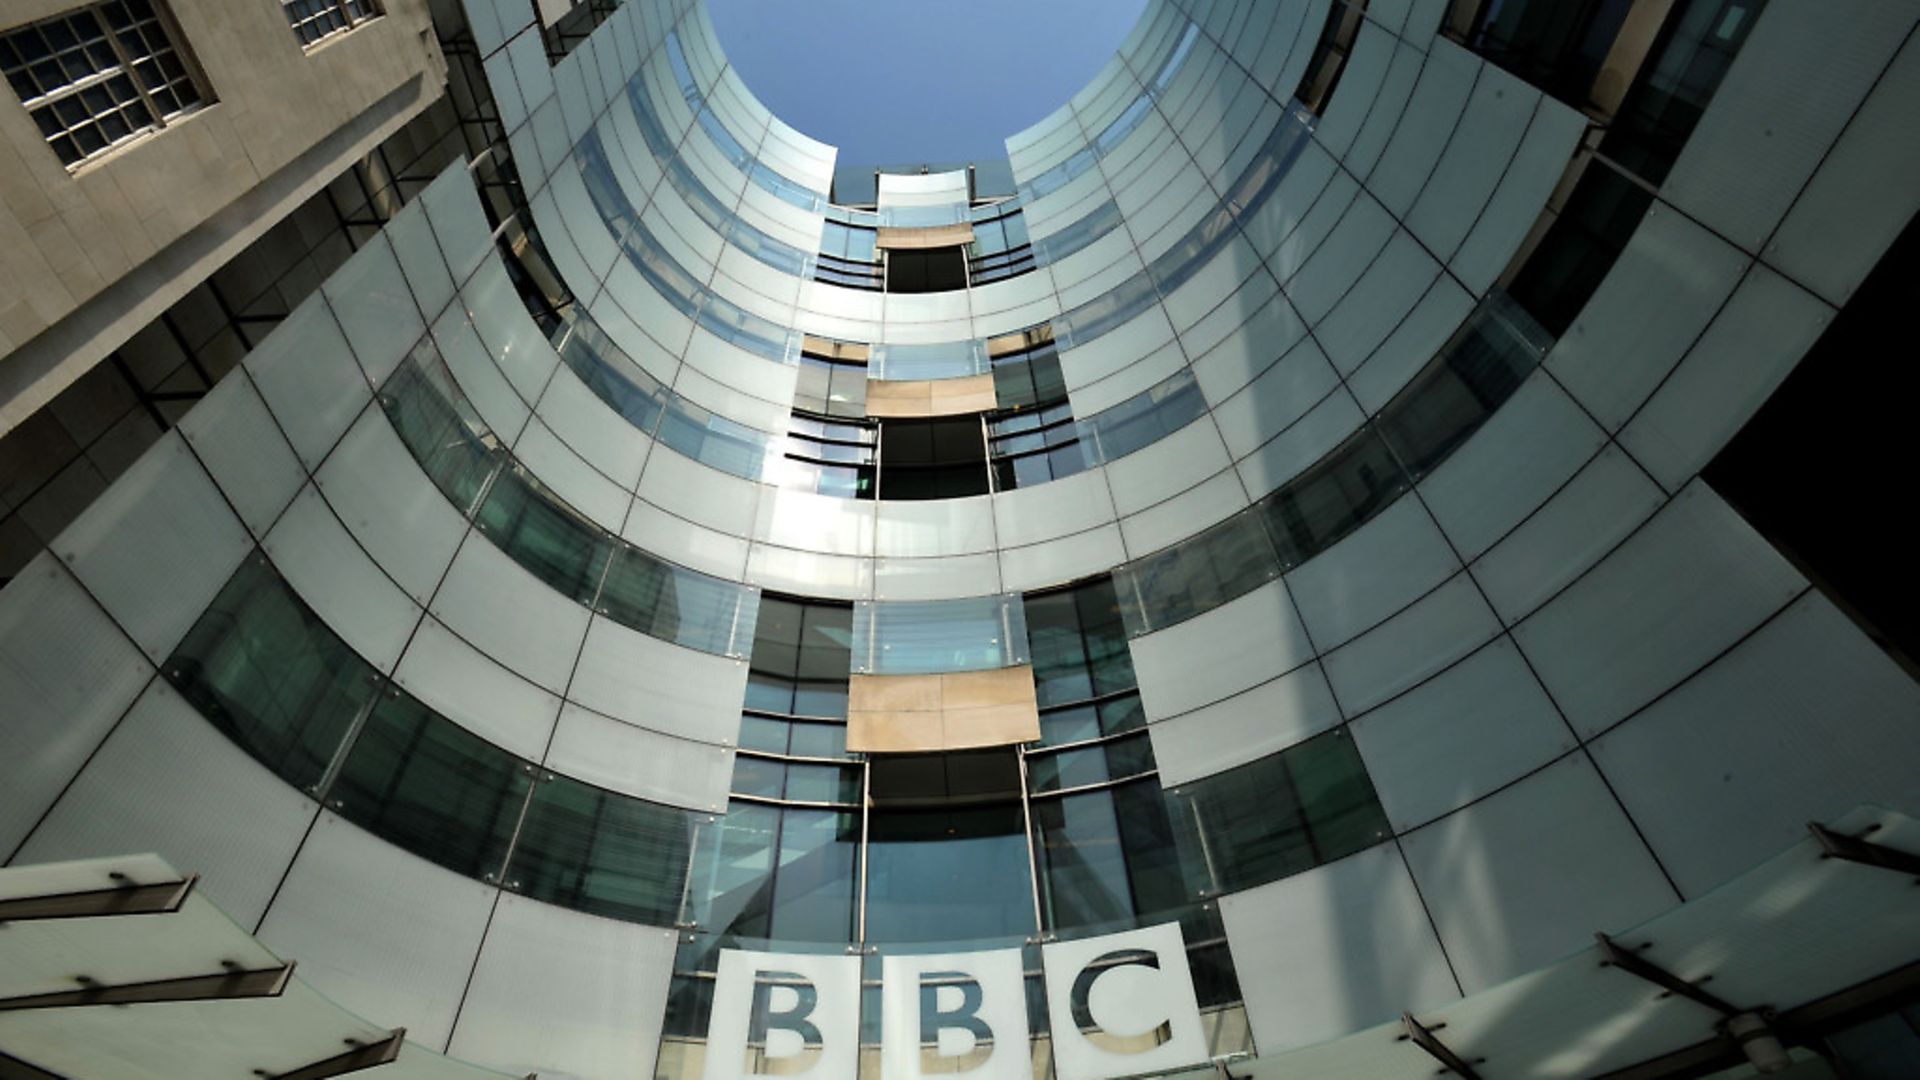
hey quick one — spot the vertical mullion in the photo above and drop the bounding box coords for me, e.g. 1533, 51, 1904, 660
91, 3, 167, 129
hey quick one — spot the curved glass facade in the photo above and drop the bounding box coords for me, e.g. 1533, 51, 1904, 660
3, 0, 1919, 1077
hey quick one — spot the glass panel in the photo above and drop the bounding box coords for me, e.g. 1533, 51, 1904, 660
1031, 780, 1198, 932
787, 720, 849, 759
1286, 726, 1394, 862
1022, 577, 1135, 707
868, 340, 988, 381
379, 339, 502, 516
597, 543, 759, 657
1026, 732, 1155, 792
473, 464, 613, 605
1504, 164, 1656, 336
1170, 728, 1390, 895
1600, 0, 1766, 186
851, 594, 1032, 675
656, 395, 775, 481
1374, 291, 1550, 478
782, 762, 860, 804
1076, 368, 1208, 464
166, 552, 376, 792
329, 688, 530, 880
767, 807, 859, 942
1025, 590, 1095, 708
737, 714, 788, 754
508, 772, 697, 925
554, 309, 668, 433
864, 803, 1037, 943
1256, 425, 1409, 572
1114, 510, 1281, 637
686, 800, 777, 937
731, 755, 784, 799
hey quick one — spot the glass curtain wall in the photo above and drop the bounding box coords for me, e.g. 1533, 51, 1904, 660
681, 578, 1393, 949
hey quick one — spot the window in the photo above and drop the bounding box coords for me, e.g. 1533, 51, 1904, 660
885, 245, 969, 293
1445, 0, 1633, 110
967, 202, 1035, 285
1295, 0, 1367, 115
794, 336, 870, 419
877, 416, 990, 500
279, 0, 379, 48
988, 401, 1084, 490
778, 412, 877, 499
1, 0, 209, 168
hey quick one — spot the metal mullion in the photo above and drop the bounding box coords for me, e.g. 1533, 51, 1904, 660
19, 63, 124, 111
1017, 748, 1047, 935
90, 4, 168, 130
856, 761, 871, 944
1026, 722, 1148, 758
1026, 769, 1161, 804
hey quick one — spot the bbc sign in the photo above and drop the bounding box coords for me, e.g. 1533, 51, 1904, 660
701, 922, 1207, 1080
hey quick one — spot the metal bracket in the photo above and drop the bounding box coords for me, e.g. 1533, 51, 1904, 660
0, 962, 295, 1012
1401, 1012, 1483, 1079
0, 875, 196, 923
1809, 822, 1920, 880
271, 1026, 404, 1080
1595, 933, 1740, 1016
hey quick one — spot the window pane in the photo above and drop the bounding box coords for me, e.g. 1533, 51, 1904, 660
330, 688, 530, 880
852, 594, 1031, 675
686, 800, 778, 937
166, 552, 375, 791
865, 803, 1036, 943
597, 544, 759, 657
379, 340, 502, 514
474, 464, 613, 604
768, 807, 860, 942
509, 773, 697, 925
1172, 729, 1391, 895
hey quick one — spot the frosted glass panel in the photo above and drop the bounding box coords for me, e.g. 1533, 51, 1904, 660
851, 594, 1031, 675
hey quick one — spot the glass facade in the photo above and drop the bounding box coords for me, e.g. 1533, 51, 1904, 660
2, 0, 1914, 1077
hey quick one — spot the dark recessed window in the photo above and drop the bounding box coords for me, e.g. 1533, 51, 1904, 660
280, 0, 381, 48
1295, 0, 1367, 116
885, 245, 968, 293
878, 416, 989, 500
0, 0, 211, 168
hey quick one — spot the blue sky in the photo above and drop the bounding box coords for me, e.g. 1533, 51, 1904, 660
707, 0, 1151, 167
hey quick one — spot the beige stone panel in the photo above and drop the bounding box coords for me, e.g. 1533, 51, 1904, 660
876, 223, 976, 250
848, 667, 1040, 751
939, 665, 1036, 708
943, 702, 1041, 749
0, 125, 57, 228
803, 336, 870, 362
850, 673, 944, 713
987, 324, 1055, 357
848, 707, 943, 753
927, 373, 998, 415
25, 214, 100, 307
864, 379, 935, 418
867, 376, 998, 418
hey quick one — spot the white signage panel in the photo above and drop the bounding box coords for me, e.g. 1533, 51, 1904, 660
880, 948, 1029, 1080
701, 949, 861, 1080
701, 923, 1206, 1080
1042, 922, 1207, 1080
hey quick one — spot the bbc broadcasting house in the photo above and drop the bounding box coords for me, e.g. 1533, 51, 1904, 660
0, 0, 1917, 1077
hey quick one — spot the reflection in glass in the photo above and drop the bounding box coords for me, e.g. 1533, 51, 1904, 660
509, 772, 697, 925
852, 595, 1032, 675
166, 552, 376, 792
865, 803, 1037, 943
330, 688, 530, 880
